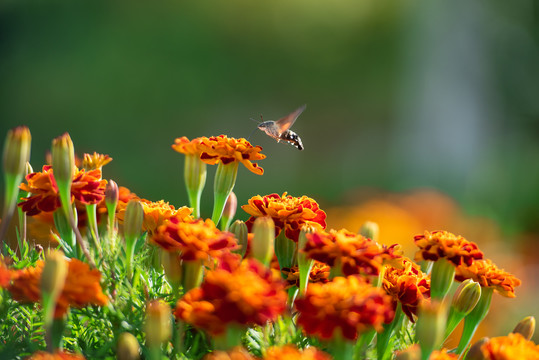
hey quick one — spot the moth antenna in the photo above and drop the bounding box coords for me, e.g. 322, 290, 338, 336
249, 117, 260, 124
246, 126, 259, 142
260, 114, 263, 122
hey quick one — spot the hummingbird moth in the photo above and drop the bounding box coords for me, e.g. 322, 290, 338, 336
257, 105, 306, 150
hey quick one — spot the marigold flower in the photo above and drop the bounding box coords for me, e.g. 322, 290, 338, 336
303, 228, 397, 276
82, 152, 112, 171
429, 349, 458, 360
8, 258, 108, 317
264, 345, 332, 360
480, 333, 539, 359
382, 257, 430, 322
0, 261, 11, 287
295, 276, 394, 340
242, 192, 327, 243
151, 218, 238, 261
202, 347, 255, 360
175, 257, 286, 335
27, 351, 86, 360
18, 165, 107, 216
414, 230, 483, 267
172, 135, 266, 175
281, 261, 330, 289
454, 259, 521, 298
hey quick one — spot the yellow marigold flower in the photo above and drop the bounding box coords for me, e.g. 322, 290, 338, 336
455, 259, 521, 298
264, 346, 331, 360
27, 351, 86, 360
151, 218, 238, 260
8, 258, 108, 318
414, 230, 483, 266
303, 228, 398, 276
429, 349, 458, 359
281, 261, 330, 289
382, 257, 430, 322
18, 165, 107, 216
480, 333, 539, 359
82, 152, 112, 171
172, 135, 266, 175
175, 256, 287, 335
202, 347, 255, 360
242, 192, 327, 242
295, 276, 394, 340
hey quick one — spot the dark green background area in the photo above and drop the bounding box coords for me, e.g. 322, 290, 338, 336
1, 0, 539, 233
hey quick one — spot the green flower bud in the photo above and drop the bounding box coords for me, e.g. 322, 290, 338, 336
117, 332, 141, 360
51, 133, 75, 186
512, 316, 535, 341
211, 161, 239, 226
453, 279, 481, 315
230, 220, 248, 258
124, 200, 143, 280
220, 191, 237, 231
430, 258, 456, 300
3, 126, 31, 178
297, 224, 316, 295
251, 216, 275, 267
359, 221, 379, 242
184, 153, 207, 218
416, 300, 447, 360
145, 299, 172, 347
161, 250, 182, 294
41, 250, 67, 301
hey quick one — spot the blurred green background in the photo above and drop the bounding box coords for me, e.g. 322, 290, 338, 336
1, 0, 538, 235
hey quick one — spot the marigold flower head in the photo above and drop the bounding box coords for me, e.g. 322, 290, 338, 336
172, 135, 266, 175
303, 228, 396, 277
414, 230, 483, 267
27, 351, 86, 360
281, 261, 330, 290
429, 349, 458, 359
480, 333, 539, 359
18, 165, 107, 216
382, 257, 430, 322
175, 257, 286, 335
0, 261, 11, 287
82, 152, 112, 171
295, 276, 394, 340
454, 259, 521, 298
242, 192, 327, 243
264, 345, 332, 360
151, 218, 238, 261
8, 258, 108, 318
202, 347, 255, 360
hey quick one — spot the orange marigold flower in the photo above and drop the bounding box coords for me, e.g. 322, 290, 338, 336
175, 257, 287, 335
382, 257, 430, 322
82, 152, 112, 170
242, 192, 327, 243
281, 261, 330, 289
8, 258, 108, 318
481, 333, 539, 359
455, 259, 521, 298
414, 230, 483, 267
295, 276, 394, 340
303, 229, 396, 277
264, 345, 332, 360
429, 349, 459, 359
18, 165, 107, 216
0, 262, 11, 287
151, 218, 238, 260
202, 347, 255, 360
27, 351, 86, 360
172, 135, 266, 175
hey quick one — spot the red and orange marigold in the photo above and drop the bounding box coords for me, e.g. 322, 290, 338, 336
455, 259, 521, 298
264, 346, 332, 360
27, 351, 86, 360
480, 333, 539, 359
172, 135, 266, 175
382, 257, 431, 322
202, 347, 255, 360
414, 230, 483, 267
295, 276, 394, 340
242, 192, 327, 243
19, 165, 107, 216
8, 258, 108, 317
175, 256, 287, 335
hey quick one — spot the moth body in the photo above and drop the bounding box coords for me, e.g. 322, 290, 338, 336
256, 105, 306, 150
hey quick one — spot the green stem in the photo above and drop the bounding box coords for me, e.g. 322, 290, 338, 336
377, 303, 404, 360
430, 259, 455, 300
274, 230, 297, 271
355, 328, 376, 359
456, 287, 493, 354
211, 162, 238, 226
86, 203, 102, 256
182, 260, 204, 293
184, 154, 206, 219
0, 174, 20, 245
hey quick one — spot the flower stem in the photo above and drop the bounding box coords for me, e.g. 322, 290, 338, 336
211, 162, 238, 226
456, 287, 493, 354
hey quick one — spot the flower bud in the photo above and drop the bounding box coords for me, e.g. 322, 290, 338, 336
464, 337, 489, 360
395, 345, 421, 360
161, 250, 182, 292
117, 332, 141, 360
297, 225, 316, 295
3, 126, 31, 178
124, 200, 143, 241
251, 216, 275, 267
183, 153, 207, 218
145, 299, 172, 347
220, 191, 237, 231
51, 133, 75, 185
212, 161, 239, 226
105, 180, 119, 209
359, 221, 379, 242
430, 258, 456, 299
41, 250, 67, 300
230, 220, 248, 258
452, 279, 481, 315
416, 300, 447, 359
512, 316, 535, 341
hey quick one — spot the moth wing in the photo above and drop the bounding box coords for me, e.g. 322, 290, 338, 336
274, 104, 306, 133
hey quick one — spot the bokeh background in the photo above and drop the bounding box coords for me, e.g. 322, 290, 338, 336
1, 0, 539, 343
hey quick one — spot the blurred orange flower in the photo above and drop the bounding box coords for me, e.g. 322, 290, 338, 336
302, 229, 398, 277
175, 256, 286, 335
242, 193, 327, 242
8, 258, 108, 318
281, 261, 330, 289
19, 165, 107, 216
0, 262, 10, 287
382, 257, 430, 322
264, 345, 331, 360
203, 347, 255, 360
295, 276, 394, 340
27, 351, 86, 360
455, 259, 521, 298
429, 349, 458, 359
151, 218, 238, 260
481, 333, 539, 359
172, 135, 266, 175
414, 230, 483, 267
82, 152, 112, 171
